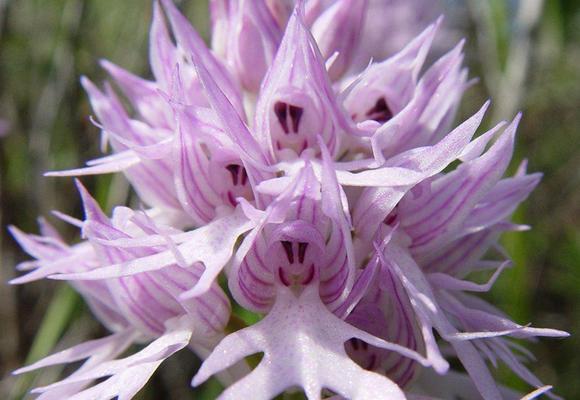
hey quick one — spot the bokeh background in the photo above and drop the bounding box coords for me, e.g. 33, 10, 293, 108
0, 0, 578, 398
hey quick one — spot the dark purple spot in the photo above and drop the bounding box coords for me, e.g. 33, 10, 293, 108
274, 101, 289, 134
281, 240, 294, 264
350, 338, 360, 350
384, 213, 397, 225
226, 164, 240, 185
366, 97, 393, 123
288, 105, 303, 133
298, 242, 308, 264
383, 206, 399, 225
227, 191, 237, 207
365, 354, 377, 370
240, 166, 248, 185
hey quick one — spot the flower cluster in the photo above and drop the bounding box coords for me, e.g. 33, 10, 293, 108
11, 1, 567, 399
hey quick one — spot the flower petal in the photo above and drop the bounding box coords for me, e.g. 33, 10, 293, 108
194, 285, 430, 399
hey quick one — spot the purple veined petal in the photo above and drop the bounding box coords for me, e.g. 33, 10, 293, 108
30, 322, 192, 396
213, 0, 282, 92
414, 223, 507, 276
186, 27, 273, 208
44, 151, 141, 177
319, 139, 355, 309
372, 238, 449, 378
193, 284, 431, 400
337, 101, 489, 190
333, 254, 379, 319
383, 242, 504, 400
311, 0, 368, 80
427, 260, 511, 293
400, 114, 520, 255
150, 1, 179, 92
368, 39, 467, 162
79, 78, 183, 211
15, 331, 137, 400
76, 183, 198, 336
186, 57, 267, 164
438, 291, 569, 341
99, 60, 174, 130
53, 183, 231, 338
385, 101, 490, 172
8, 223, 98, 284
345, 241, 426, 387
254, 2, 354, 160
437, 307, 564, 400
81, 77, 147, 147
352, 185, 408, 242
8, 225, 68, 263
343, 18, 440, 126
63, 361, 163, 400
13, 330, 137, 375
8, 250, 92, 284
461, 172, 542, 236
401, 43, 470, 149
160, 0, 245, 117
458, 120, 506, 162
9, 219, 129, 331
44, 137, 172, 177
172, 107, 233, 224
346, 103, 491, 243
50, 206, 255, 289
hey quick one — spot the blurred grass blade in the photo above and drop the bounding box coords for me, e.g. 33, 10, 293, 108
9, 285, 80, 400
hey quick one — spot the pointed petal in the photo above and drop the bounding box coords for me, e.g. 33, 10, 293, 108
311, 0, 368, 79
50, 209, 254, 296
160, 0, 244, 115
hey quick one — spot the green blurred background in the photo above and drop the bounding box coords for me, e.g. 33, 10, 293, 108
0, 0, 578, 398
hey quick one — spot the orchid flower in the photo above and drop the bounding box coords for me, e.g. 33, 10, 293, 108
10, 1, 567, 399
11, 181, 242, 399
